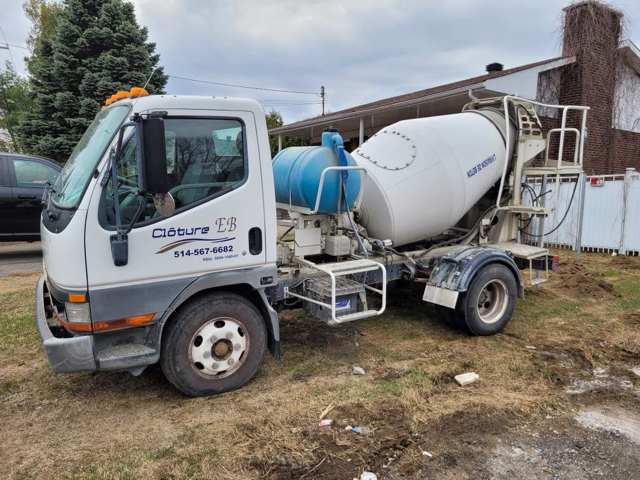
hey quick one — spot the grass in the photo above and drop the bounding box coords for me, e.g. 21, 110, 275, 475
614, 276, 640, 311
0, 290, 38, 356
0, 253, 639, 478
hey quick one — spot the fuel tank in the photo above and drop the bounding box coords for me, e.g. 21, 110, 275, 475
352, 110, 514, 247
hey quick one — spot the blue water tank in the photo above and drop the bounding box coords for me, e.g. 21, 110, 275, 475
272, 131, 362, 214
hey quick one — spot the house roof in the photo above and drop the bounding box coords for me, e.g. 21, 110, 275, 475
620, 39, 640, 74
269, 56, 570, 135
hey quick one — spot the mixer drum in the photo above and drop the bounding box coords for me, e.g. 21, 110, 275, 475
353, 111, 514, 247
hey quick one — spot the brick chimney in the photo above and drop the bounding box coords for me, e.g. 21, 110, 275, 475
558, 1, 622, 173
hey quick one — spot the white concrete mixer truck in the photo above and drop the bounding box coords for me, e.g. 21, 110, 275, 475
35, 88, 588, 396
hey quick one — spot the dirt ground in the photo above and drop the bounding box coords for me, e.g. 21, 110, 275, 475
1, 250, 639, 479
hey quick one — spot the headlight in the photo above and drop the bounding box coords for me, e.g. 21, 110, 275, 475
64, 302, 91, 324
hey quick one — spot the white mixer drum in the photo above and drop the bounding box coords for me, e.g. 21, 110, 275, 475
353, 111, 513, 247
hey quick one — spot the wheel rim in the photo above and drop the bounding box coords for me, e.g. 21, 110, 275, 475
476, 279, 508, 324
188, 317, 249, 378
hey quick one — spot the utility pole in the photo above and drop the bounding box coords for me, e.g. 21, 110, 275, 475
321, 86, 325, 116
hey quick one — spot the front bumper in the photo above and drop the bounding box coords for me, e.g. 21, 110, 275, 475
35, 275, 96, 372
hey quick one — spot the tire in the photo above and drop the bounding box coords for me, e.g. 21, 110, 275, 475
457, 263, 517, 336
161, 292, 267, 397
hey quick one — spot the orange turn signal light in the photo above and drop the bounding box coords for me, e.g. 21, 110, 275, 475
115, 90, 130, 101
55, 313, 92, 333
110, 94, 117, 103
130, 87, 149, 98
92, 313, 156, 332
68, 294, 86, 303
105, 98, 113, 106
101, 105, 106, 110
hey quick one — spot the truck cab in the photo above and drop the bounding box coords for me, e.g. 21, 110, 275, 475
37, 92, 279, 395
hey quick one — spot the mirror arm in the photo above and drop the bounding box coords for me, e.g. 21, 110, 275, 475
110, 147, 124, 240
123, 118, 148, 235
123, 196, 146, 236
109, 120, 138, 267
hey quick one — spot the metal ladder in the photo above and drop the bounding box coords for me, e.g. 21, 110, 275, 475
284, 257, 387, 324
496, 95, 589, 216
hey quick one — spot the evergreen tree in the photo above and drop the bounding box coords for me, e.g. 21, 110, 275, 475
19, 0, 168, 162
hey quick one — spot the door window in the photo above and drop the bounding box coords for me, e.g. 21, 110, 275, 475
13, 160, 59, 187
105, 118, 246, 226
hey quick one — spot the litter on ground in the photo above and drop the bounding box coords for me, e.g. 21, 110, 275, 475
455, 372, 480, 386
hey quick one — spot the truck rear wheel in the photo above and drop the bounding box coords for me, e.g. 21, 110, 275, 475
457, 263, 517, 336
161, 292, 267, 397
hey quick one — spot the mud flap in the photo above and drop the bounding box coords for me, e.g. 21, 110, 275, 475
423, 245, 523, 308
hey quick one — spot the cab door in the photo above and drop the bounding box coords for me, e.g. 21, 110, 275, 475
85, 109, 267, 296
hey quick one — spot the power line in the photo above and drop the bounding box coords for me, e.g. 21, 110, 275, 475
0, 24, 17, 66
168, 74, 320, 96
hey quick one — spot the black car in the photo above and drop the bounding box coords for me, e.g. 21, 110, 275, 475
0, 153, 62, 241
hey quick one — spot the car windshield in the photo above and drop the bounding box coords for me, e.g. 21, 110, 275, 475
52, 105, 130, 208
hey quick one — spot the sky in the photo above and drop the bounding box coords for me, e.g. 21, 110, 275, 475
1, 0, 639, 124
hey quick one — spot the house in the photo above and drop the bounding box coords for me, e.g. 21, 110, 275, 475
269, 1, 640, 175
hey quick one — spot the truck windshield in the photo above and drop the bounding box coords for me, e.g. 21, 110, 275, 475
52, 105, 130, 208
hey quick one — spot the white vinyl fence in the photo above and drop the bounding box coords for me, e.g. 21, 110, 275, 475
523, 168, 640, 256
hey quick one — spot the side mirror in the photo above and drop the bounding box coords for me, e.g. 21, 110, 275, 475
141, 116, 175, 217
141, 116, 169, 195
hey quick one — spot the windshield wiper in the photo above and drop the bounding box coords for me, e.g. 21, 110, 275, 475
42, 182, 61, 221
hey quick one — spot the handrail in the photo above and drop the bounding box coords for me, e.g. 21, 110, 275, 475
495, 95, 590, 210
309, 166, 367, 214
545, 128, 581, 165
289, 257, 387, 324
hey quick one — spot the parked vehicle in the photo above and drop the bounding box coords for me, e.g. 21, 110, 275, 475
0, 153, 61, 241
35, 87, 587, 396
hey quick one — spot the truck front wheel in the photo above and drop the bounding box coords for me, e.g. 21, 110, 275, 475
161, 292, 267, 396
457, 263, 517, 336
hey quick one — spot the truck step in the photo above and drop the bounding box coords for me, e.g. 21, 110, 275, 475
96, 344, 157, 370
502, 205, 553, 215
331, 309, 382, 324
489, 242, 549, 260
522, 165, 583, 176
315, 259, 382, 275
